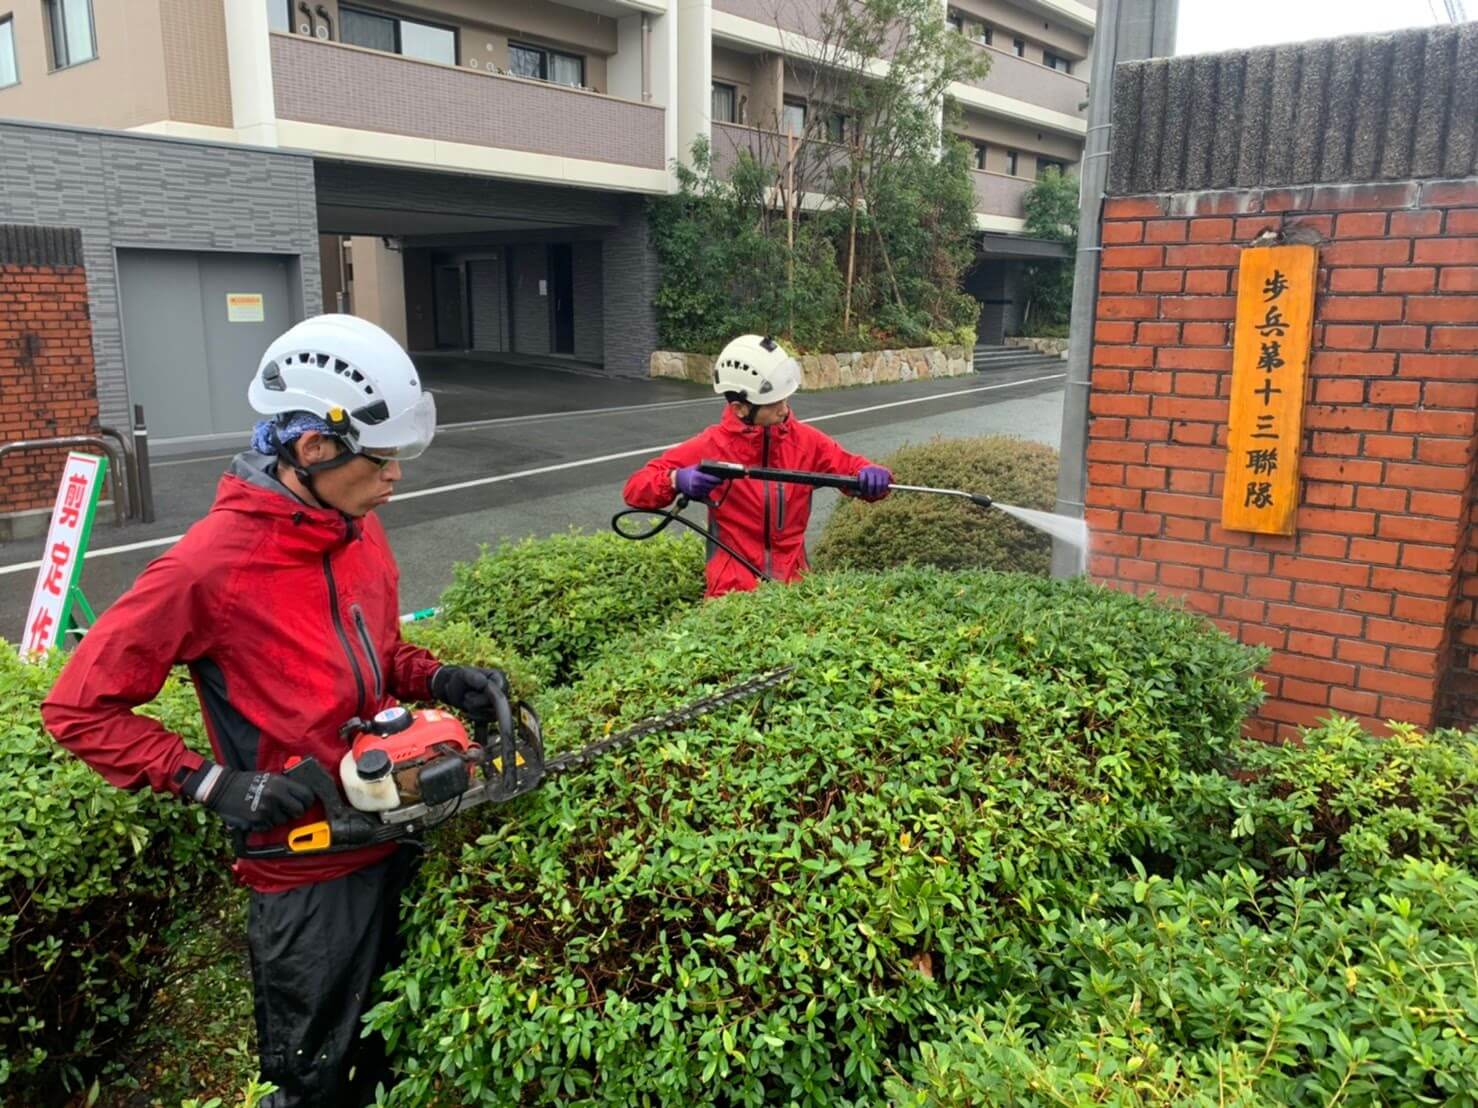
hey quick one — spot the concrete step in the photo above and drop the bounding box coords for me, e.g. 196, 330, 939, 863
972, 345, 1066, 373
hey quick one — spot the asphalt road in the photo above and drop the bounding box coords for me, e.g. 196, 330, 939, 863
1, 361, 1066, 637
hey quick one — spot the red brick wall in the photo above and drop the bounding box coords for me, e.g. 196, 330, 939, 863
1085, 178, 1478, 740
0, 262, 100, 515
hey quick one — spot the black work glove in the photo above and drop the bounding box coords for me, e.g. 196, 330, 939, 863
182, 761, 315, 832
431, 665, 511, 716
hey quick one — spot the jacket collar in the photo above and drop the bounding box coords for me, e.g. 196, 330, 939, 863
216, 452, 361, 553
718, 404, 795, 440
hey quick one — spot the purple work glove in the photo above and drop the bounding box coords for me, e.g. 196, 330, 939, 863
856, 465, 892, 500
674, 465, 724, 502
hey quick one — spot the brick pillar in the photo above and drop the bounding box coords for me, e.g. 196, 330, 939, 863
0, 225, 100, 520
1084, 180, 1478, 740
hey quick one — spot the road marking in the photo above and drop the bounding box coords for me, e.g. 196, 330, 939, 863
0, 372, 1064, 577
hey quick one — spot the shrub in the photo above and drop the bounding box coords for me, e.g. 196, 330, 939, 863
0, 647, 227, 1096
891, 859, 1478, 1106
400, 617, 552, 698
437, 531, 706, 686
367, 569, 1262, 1104
1158, 716, 1478, 885
813, 436, 1061, 575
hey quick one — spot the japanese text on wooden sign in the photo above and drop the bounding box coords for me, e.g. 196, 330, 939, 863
1221, 244, 1317, 535
21, 452, 107, 659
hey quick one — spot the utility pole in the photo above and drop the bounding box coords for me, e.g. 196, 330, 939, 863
1051, 0, 1179, 577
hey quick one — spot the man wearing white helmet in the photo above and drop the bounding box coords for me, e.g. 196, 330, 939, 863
623, 334, 892, 597
44, 315, 509, 1105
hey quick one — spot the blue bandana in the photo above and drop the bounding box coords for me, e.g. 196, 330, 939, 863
250, 413, 334, 457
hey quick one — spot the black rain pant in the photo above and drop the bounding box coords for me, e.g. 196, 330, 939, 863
247, 847, 418, 1107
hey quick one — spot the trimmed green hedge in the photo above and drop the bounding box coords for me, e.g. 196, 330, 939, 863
813, 436, 1061, 576
438, 531, 706, 686
401, 617, 551, 699
0, 647, 226, 1096
891, 858, 1478, 1106
891, 720, 1478, 1105
368, 569, 1263, 1104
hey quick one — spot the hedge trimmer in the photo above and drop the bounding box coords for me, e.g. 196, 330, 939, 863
238, 666, 793, 859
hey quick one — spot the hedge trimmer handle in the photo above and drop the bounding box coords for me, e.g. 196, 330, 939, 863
698, 460, 862, 492
235, 756, 381, 859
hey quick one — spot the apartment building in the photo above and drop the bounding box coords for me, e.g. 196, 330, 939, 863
701, 0, 1092, 341
0, 0, 1090, 446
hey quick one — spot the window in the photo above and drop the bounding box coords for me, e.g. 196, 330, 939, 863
1005, 150, 1018, 176
976, 25, 993, 46
265, 0, 290, 33
45, 0, 96, 69
1012, 38, 1025, 57
825, 111, 849, 143
781, 98, 806, 136
509, 41, 585, 88
973, 143, 987, 170
946, 12, 963, 34
0, 17, 17, 88
1043, 51, 1071, 73
1037, 158, 1067, 179
711, 82, 736, 123
342, 6, 456, 66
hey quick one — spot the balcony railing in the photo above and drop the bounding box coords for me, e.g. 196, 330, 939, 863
710, 121, 849, 182
960, 41, 1088, 119
269, 34, 665, 170
713, 0, 825, 39
971, 170, 1032, 219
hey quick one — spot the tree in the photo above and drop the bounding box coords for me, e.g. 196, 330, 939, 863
1019, 167, 1079, 335
649, 0, 987, 353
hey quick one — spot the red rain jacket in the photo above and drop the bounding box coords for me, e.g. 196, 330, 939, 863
623, 406, 881, 597
42, 453, 443, 893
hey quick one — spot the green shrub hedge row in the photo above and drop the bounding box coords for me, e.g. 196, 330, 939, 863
0, 649, 225, 1097
438, 531, 707, 685
367, 568, 1265, 1104
891, 719, 1478, 1105
813, 436, 1061, 576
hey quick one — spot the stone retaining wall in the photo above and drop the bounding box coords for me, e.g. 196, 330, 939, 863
1006, 336, 1070, 356
650, 345, 972, 389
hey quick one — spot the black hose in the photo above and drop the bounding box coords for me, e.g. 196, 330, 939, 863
611, 497, 771, 584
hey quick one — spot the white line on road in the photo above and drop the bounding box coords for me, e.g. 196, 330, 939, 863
0, 373, 1064, 577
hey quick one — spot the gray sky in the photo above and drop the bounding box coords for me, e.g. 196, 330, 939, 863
1176, 0, 1454, 55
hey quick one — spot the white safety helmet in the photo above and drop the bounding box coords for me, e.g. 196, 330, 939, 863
248, 314, 436, 461
712, 334, 801, 405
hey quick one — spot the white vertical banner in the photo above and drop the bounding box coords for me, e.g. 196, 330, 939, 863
21, 451, 107, 659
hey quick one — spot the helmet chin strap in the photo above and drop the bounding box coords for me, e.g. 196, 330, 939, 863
269, 422, 358, 511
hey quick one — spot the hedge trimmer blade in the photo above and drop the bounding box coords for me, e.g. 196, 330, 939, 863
545, 665, 795, 776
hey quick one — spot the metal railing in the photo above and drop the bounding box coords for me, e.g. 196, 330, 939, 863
0, 437, 130, 527
0, 406, 157, 526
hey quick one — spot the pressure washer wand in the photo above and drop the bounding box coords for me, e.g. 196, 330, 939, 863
697, 461, 993, 510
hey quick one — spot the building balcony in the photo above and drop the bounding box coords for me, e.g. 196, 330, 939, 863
710, 120, 849, 182
268, 33, 666, 175
713, 0, 822, 39
958, 41, 1089, 122
971, 169, 1033, 220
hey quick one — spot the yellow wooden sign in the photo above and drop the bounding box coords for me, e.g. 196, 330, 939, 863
1221, 244, 1317, 535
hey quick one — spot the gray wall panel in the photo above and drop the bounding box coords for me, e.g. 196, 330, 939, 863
0, 120, 320, 432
